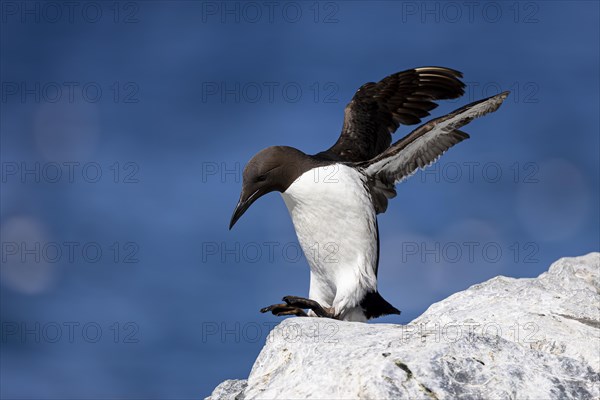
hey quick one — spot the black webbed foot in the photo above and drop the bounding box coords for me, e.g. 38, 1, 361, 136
282, 295, 336, 318
260, 296, 335, 319
260, 303, 308, 317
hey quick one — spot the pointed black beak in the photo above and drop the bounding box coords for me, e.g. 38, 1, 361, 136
229, 189, 261, 230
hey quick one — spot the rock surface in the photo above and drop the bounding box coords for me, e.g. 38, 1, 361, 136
207, 253, 600, 399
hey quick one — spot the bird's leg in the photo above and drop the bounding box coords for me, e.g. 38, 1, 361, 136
281, 295, 336, 319
260, 296, 336, 318
260, 303, 308, 317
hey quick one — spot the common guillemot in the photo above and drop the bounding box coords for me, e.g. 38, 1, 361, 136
229, 67, 508, 322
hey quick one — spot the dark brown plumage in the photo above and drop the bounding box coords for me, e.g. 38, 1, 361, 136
316, 67, 466, 163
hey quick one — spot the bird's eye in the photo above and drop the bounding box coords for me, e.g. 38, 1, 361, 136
256, 174, 267, 182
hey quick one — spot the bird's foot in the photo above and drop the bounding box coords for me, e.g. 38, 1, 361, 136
283, 296, 336, 318
259, 303, 308, 317
260, 296, 335, 319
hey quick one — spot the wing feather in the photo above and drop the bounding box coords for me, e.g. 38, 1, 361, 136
361, 91, 510, 213
316, 67, 465, 162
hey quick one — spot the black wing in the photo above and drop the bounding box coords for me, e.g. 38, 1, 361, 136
362, 91, 510, 213
316, 67, 466, 162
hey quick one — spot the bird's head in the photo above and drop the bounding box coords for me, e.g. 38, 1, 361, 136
229, 146, 306, 229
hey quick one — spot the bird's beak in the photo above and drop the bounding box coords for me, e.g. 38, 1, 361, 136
229, 189, 261, 230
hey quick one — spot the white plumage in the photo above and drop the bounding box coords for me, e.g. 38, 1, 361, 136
282, 165, 377, 321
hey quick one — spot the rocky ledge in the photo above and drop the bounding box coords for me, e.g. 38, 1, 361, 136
207, 253, 600, 399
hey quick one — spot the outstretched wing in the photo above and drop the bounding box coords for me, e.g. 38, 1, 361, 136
316, 67, 465, 162
361, 91, 510, 213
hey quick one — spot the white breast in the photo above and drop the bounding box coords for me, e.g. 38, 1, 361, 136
281, 164, 378, 315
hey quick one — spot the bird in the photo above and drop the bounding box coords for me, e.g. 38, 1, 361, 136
229, 66, 509, 322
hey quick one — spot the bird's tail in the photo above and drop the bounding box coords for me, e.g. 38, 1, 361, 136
361, 291, 401, 319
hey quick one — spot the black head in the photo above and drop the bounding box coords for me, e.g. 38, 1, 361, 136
229, 146, 308, 229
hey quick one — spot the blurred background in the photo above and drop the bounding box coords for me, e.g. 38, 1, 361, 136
1, 1, 598, 398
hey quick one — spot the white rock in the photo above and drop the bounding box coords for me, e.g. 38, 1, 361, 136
207, 380, 247, 400
207, 253, 600, 400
